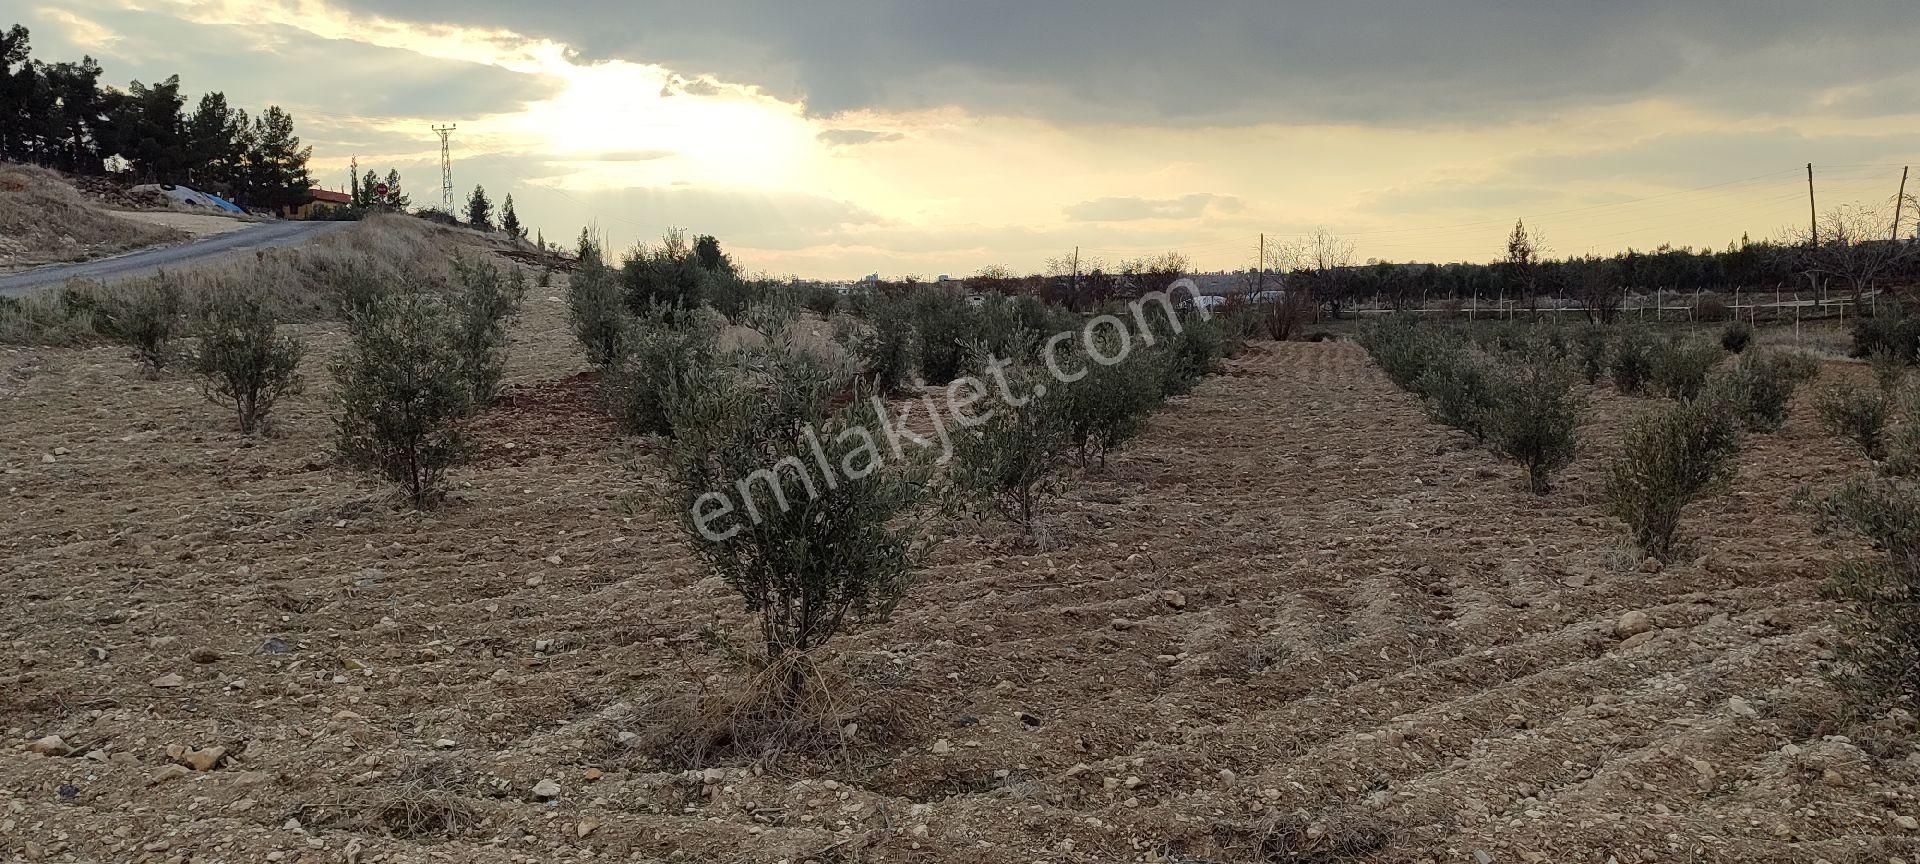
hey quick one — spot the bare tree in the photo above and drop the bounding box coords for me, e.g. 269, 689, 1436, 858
1290, 228, 1356, 314
1785, 205, 1920, 303
1119, 251, 1190, 296
1569, 255, 1626, 324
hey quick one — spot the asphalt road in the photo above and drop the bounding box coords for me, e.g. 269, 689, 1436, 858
0, 220, 353, 296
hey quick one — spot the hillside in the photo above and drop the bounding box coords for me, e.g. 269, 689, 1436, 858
0, 163, 192, 272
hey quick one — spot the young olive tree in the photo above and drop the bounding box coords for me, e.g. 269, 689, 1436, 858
606, 312, 721, 438
332, 294, 471, 508
1604, 398, 1742, 559
1058, 331, 1166, 468
950, 343, 1073, 535
189, 287, 304, 434
445, 257, 527, 408
667, 342, 932, 702
1483, 357, 1585, 494
1817, 383, 1893, 461
566, 255, 629, 368
96, 276, 185, 371
1810, 476, 1920, 711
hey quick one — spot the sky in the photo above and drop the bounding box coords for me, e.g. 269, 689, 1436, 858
8, 0, 1920, 279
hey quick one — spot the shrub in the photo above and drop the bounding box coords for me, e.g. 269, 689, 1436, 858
1720, 319, 1753, 354
606, 314, 720, 438
798, 284, 840, 318
705, 272, 755, 324
332, 294, 471, 508
1609, 327, 1657, 394
0, 291, 96, 346
1416, 348, 1500, 441
328, 265, 390, 321
907, 289, 976, 385
1693, 295, 1729, 322
1483, 358, 1585, 494
951, 351, 1072, 535
620, 229, 708, 320
1887, 386, 1920, 477
1604, 398, 1742, 559
444, 258, 528, 409
1360, 316, 1453, 391
1648, 338, 1723, 399
1156, 312, 1227, 396
1245, 292, 1313, 341
1058, 333, 1166, 468
666, 340, 931, 699
98, 276, 184, 371
1707, 349, 1819, 433
1870, 346, 1907, 392
1573, 324, 1610, 384
567, 259, 628, 367
1816, 383, 1892, 461
1851, 306, 1920, 364
1809, 476, 1920, 710
853, 300, 916, 395
188, 288, 304, 434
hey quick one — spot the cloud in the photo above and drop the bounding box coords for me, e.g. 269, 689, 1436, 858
24, 2, 559, 122
577, 150, 675, 162
1065, 193, 1242, 222
320, 0, 1920, 125
815, 129, 904, 147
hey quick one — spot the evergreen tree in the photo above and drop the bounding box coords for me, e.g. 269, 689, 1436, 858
0, 25, 34, 162
500, 194, 523, 239
113, 75, 189, 182
693, 234, 734, 274
33, 56, 110, 173
240, 106, 311, 211
465, 184, 493, 230
184, 92, 241, 191
356, 169, 379, 208
381, 168, 409, 210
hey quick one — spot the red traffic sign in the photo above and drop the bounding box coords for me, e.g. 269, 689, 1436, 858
373, 183, 389, 197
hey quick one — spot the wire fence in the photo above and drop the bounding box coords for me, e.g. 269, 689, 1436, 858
1345, 286, 1889, 325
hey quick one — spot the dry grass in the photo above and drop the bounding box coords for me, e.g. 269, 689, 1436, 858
0, 163, 182, 269
618, 651, 865, 770
1, 214, 476, 346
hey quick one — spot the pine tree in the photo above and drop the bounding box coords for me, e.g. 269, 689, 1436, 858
381, 168, 409, 210
501, 194, 524, 239
357, 169, 379, 208
241, 106, 311, 211
465, 184, 494, 231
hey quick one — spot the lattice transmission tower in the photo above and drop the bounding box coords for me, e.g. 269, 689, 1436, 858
432, 124, 457, 212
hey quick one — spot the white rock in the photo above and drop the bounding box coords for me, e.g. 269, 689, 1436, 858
532, 778, 563, 799
27, 735, 69, 756
150, 672, 185, 688
1614, 611, 1653, 639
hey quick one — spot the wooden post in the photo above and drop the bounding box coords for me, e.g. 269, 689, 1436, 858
1894, 166, 1909, 242
1808, 163, 1818, 244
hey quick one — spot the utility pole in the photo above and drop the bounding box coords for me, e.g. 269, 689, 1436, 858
1807, 162, 1818, 245
1070, 246, 1080, 309
1894, 166, 1910, 242
432, 124, 457, 213
1257, 233, 1266, 294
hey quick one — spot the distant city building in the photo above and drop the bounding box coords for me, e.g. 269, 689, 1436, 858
937, 274, 951, 282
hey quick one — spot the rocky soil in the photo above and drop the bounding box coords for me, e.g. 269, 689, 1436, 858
2, 299, 1917, 863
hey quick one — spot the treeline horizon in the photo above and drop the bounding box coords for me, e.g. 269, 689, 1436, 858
882, 227, 1918, 311
0, 23, 313, 211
